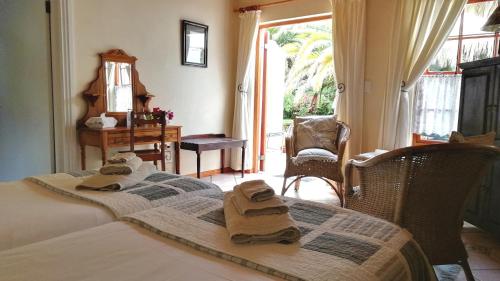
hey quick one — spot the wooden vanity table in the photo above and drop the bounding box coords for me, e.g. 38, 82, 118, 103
79, 125, 181, 173
77, 49, 181, 173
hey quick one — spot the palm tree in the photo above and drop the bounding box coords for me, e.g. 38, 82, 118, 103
268, 20, 335, 116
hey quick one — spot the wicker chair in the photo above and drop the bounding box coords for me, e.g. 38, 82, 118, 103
281, 116, 350, 206
344, 143, 500, 281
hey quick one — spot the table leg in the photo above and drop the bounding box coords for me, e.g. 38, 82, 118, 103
196, 151, 201, 179
220, 149, 225, 174
80, 145, 86, 170
153, 143, 158, 168
101, 132, 108, 166
241, 146, 245, 178
175, 142, 180, 174
101, 147, 107, 166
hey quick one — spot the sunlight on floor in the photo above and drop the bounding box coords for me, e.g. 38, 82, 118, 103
202, 148, 340, 206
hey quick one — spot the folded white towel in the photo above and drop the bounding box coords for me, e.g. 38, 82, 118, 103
108, 152, 137, 164
100, 156, 143, 175
232, 185, 288, 216
77, 163, 156, 191
84, 113, 118, 129
224, 192, 300, 244
238, 180, 275, 202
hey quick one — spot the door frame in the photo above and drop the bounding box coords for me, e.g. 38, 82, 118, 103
49, 0, 78, 171
251, 14, 332, 173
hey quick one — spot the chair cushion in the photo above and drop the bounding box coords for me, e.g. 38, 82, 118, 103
292, 148, 338, 165
294, 116, 338, 153
353, 149, 388, 161
449, 131, 496, 145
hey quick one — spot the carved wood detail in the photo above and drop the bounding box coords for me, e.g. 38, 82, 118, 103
77, 49, 152, 127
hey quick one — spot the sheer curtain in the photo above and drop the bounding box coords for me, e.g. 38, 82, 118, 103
231, 11, 260, 170
380, 0, 466, 149
106, 63, 116, 111
331, 0, 366, 160
413, 75, 461, 137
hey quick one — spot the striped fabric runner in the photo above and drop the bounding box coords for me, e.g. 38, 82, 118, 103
26, 171, 221, 217
124, 194, 437, 281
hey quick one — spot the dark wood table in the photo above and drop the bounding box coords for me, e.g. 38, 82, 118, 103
181, 134, 247, 179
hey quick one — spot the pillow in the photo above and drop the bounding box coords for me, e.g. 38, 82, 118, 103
449, 131, 496, 145
294, 116, 338, 153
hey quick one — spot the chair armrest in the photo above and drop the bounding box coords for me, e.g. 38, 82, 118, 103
285, 124, 295, 157
344, 159, 356, 196
336, 122, 351, 163
344, 157, 378, 198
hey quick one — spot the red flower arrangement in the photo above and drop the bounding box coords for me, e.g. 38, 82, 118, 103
153, 107, 174, 121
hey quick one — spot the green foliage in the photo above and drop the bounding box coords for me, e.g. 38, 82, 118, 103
315, 75, 335, 115
428, 58, 454, 72
268, 27, 301, 47
269, 20, 336, 119
462, 41, 492, 62
283, 93, 295, 119
315, 98, 334, 115
282, 76, 336, 118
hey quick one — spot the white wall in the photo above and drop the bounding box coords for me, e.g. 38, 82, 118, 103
71, 0, 403, 175
363, 0, 398, 151
236, 0, 331, 22
72, 0, 237, 174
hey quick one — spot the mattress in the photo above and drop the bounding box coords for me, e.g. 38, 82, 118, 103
0, 179, 114, 251
0, 221, 279, 281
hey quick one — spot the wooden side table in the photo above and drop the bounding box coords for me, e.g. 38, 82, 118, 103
181, 134, 247, 179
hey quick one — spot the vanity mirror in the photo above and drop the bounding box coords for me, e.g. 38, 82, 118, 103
77, 49, 182, 174
105, 61, 133, 112
78, 49, 153, 127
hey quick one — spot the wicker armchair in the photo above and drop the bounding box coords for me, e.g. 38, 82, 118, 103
344, 143, 500, 281
281, 116, 350, 206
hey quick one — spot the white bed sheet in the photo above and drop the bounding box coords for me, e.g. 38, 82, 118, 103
0, 179, 114, 251
0, 221, 280, 281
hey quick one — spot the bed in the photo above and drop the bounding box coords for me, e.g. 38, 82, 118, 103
0, 222, 279, 281
0, 171, 436, 280
0, 178, 114, 251
0, 170, 219, 251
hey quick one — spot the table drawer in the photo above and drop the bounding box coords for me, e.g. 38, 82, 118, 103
165, 132, 178, 141
111, 136, 130, 145
108, 131, 178, 145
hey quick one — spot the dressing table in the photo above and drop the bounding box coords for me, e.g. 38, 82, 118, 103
77, 49, 181, 173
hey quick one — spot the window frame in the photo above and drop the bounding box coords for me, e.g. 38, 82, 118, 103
424, 0, 499, 76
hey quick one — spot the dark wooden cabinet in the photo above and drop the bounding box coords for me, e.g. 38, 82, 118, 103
459, 57, 500, 238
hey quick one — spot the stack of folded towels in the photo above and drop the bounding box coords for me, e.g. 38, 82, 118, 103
76, 152, 156, 191
224, 180, 301, 244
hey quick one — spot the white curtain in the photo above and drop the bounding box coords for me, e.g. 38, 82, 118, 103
231, 11, 260, 170
380, 0, 466, 149
413, 75, 461, 137
106, 63, 116, 111
331, 0, 366, 160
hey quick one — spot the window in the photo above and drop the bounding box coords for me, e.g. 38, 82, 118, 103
413, 0, 498, 140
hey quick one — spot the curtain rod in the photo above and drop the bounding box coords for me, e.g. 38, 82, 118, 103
234, 0, 295, 13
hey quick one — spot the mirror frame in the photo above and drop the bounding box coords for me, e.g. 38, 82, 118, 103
78, 49, 153, 127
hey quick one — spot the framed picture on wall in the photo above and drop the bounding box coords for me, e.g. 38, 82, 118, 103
181, 20, 208, 68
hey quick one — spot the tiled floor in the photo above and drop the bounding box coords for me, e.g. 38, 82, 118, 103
202, 170, 500, 281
